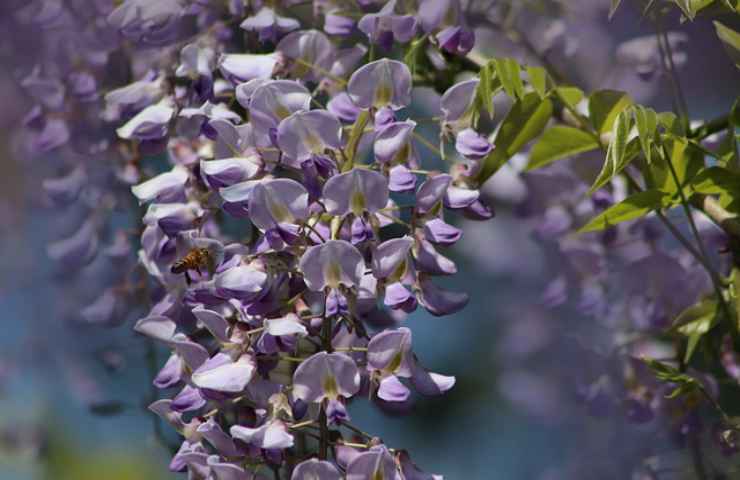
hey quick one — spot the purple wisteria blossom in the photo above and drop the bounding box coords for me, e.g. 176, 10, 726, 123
348, 59, 412, 110
56, 0, 506, 476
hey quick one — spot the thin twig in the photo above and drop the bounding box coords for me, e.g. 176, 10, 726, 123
662, 144, 734, 334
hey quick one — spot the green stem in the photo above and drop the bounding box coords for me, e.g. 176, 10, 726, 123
662, 144, 734, 334
622, 171, 716, 277
662, 145, 713, 267
343, 110, 370, 171
655, 19, 690, 133
319, 313, 333, 460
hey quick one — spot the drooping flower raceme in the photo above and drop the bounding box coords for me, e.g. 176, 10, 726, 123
111, 4, 490, 472
32, 0, 495, 478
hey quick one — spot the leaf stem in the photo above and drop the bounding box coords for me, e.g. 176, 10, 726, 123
662, 144, 734, 335
655, 20, 690, 133
319, 313, 333, 460
621, 171, 713, 274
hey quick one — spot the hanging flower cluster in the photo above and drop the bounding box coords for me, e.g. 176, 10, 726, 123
8, 0, 738, 477
96, 0, 488, 477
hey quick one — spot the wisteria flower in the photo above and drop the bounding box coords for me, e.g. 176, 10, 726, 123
218, 53, 278, 84
358, 0, 417, 50
116, 103, 174, 141
455, 128, 493, 159
277, 109, 343, 163
246, 178, 310, 242
107, 0, 185, 46
418, 0, 475, 55
230, 419, 294, 450
191, 353, 256, 393
247, 80, 312, 137
240, 7, 300, 43
214, 265, 268, 301
292, 459, 342, 480
176, 43, 215, 100
374, 120, 417, 164
347, 58, 412, 110
131, 165, 189, 204
200, 156, 261, 189
368, 327, 455, 400
292, 351, 360, 423
276, 29, 335, 82
323, 168, 389, 217
346, 445, 397, 480
299, 240, 365, 292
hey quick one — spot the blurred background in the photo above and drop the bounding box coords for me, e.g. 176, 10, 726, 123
0, 1, 738, 479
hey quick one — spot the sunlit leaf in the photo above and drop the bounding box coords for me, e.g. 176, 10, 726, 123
690, 166, 740, 195
609, 0, 623, 19
476, 93, 553, 183
578, 189, 672, 233
658, 111, 684, 136
589, 90, 633, 135
589, 108, 634, 193
674, 297, 718, 363
526, 65, 548, 99
476, 62, 495, 118
715, 21, 740, 67
554, 86, 584, 110
633, 105, 658, 164
494, 58, 524, 100
527, 126, 599, 171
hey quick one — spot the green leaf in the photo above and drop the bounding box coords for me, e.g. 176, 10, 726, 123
578, 189, 672, 233
672, 136, 702, 186
589, 108, 634, 193
554, 86, 584, 110
476, 62, 494, 119
526, 66, 548, 99
633, 105, 658, 164
642, 357, 682, 382
589, 90, 633, 135
723, 0, 740, 13
609, 0, 623, 19
715, 21, 740, 67
403, 36, 427, 76
476, 93, 553, 184
732, 96, 740, 128
642, 358, 701, 399
690, 166, 740, 194
658, 111, 684, 136
343, 110, 370, 170
651, 136, 701, 193
527, 126, 599, 171
494, 58, 524, 100
674, 298, 718, 363
672, 0, 714, 19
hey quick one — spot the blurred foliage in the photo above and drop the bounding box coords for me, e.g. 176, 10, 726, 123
41, 430, 165, 480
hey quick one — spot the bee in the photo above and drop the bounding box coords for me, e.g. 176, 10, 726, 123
171, 236, 224, 285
